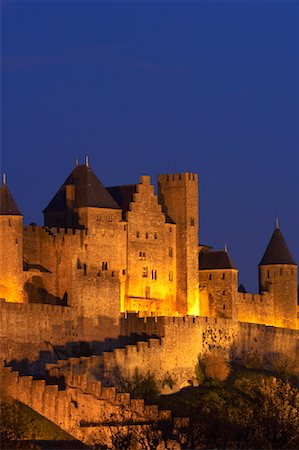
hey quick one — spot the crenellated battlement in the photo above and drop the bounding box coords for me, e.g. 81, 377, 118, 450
158, 172, 198, 184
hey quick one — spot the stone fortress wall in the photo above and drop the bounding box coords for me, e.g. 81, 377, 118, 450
1, 300, 298, 392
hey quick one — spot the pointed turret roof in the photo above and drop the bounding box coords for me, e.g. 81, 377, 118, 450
0, 178, 22, 215
259, 227, 296, 266
43, 164, 120, 213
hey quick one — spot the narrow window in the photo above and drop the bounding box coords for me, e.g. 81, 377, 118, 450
267, 270, 270, 278
142, 267, 148, 277
102, 261, 108, 270
77, 258, 82, 269
209, 274, 212, 280
8, 219, 11, 227
154, 232, 158, 239
83, 264, 87, 276
108, 215, 112, 222
169, 227, 172, 233
145, 232, 149, 239
169, 247, 173, 257
151, 270, 157, 280
137, 231, 140, 238
139, 251, 142, 260
223, 304, 226, 310
169, 271, 173, 281
222, 273, 225, 280
223, 290, 225, 295
122, 269, 126, 275
190, 217, 195, 226
145, 287, 150, 299
142, 252, 146, 260
123, 225, 127, 231
280, 268, 283, 275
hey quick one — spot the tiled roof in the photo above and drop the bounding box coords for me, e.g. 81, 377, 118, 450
199, 250, 237, 270
44, 165, 120, 213
259, 228, 296, 266
0, 182, 21, 215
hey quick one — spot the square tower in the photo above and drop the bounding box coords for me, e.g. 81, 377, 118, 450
158, 172, 199, 315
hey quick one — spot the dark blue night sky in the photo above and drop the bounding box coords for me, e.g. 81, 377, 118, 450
1, 1, 298, 292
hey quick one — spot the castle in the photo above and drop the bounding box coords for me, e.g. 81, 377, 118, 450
0, 159, 298, 328
0, 160, 298, 447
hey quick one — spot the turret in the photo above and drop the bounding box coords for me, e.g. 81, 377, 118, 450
158, 172, 199, 315
258, 220, 297, 329
0, 175, 24, 302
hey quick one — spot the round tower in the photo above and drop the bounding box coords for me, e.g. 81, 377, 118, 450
258, 221, 297, 329
0, 175, 24, 302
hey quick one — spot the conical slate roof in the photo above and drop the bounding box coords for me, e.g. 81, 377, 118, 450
259, 227, 296, 266
44, 165, 120, 213
0, 182, 22, 215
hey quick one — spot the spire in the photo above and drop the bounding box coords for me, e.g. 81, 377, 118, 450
275, 216, 279, 229
85, 155, 89, 167
75, 157, 79, 167
259, 227, 296, 266
224, 243, 228, 252
0, 181, 22, 215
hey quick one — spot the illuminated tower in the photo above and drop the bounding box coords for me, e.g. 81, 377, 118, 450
258, 221, 298, 329
158, 172, 199, 315
0, 175, 24, 302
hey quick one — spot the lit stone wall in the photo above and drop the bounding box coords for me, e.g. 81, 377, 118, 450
0, 299, 121, 364
125, 176, 177, 315
0, 216, 25, 303
259, 264, 298, 329
198, 269, 238, 319
237, 291, 274, 326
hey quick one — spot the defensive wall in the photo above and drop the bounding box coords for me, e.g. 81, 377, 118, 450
120, 315, 298, 387
237, 291, 274, 326
1, 300, 298, 389
0, 300, 121, 366
1, 363, 186, 448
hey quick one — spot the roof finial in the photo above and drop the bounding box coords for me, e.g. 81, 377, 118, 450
85, 155, 89, 167
75, 157, 79, 167
224, 243, 228, 252
2, 173, 6, 185
275, 216, 279, 229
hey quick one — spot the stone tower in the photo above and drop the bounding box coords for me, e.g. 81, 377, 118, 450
258, 222, 298, 329
198, 249, 238, 319
158, 172, 199, 315
0, 176, 24, 302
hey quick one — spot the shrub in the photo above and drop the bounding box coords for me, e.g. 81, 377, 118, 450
203, 349, 230, 382
266, 353, 299, 380
120, 368, 160, 403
